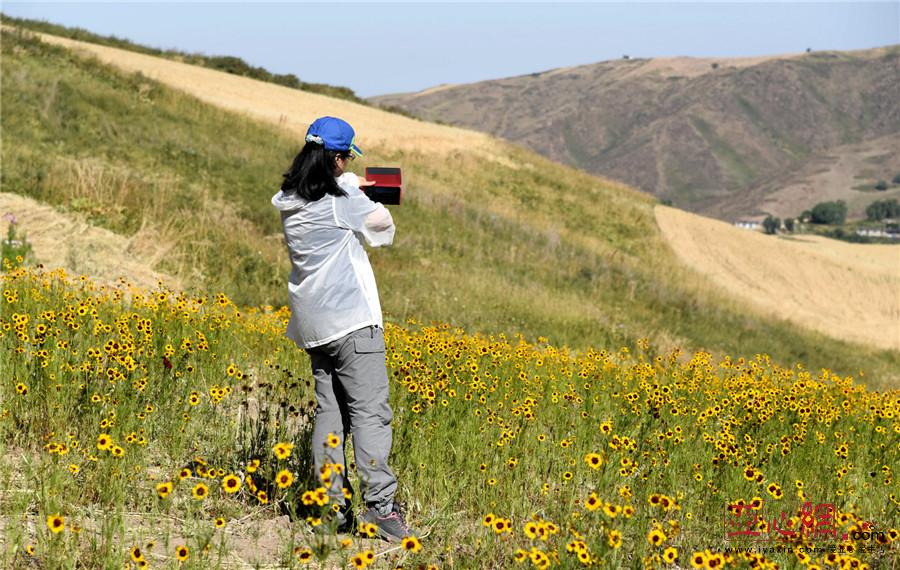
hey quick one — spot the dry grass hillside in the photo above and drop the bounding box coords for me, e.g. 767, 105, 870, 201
28, 30, 495, 158
655, 205, 900, 351
375, 46, 900, 221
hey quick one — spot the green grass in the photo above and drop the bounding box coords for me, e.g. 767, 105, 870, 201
2, 28, 899, 388
735, 96, 809, 160
690, 116, 758, 189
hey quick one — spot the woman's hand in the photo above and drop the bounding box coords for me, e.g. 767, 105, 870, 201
358, 178, 376, 188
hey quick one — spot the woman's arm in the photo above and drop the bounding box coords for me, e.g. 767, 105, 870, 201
361, 207, 395, 247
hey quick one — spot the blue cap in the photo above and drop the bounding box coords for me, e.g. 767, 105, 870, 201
305, 116, 363, 157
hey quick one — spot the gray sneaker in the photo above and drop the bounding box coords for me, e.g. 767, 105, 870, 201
360, 502, 416, 542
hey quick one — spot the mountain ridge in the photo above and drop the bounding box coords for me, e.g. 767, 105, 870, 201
373, 45, 900, 220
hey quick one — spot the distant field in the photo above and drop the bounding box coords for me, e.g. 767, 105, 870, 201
655, 205, 900, 351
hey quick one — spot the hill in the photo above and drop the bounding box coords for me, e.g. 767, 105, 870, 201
656, 206, 900, 351
2, 26, 898, 387
373, 47, 900, 221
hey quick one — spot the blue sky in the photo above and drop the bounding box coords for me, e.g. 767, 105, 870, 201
3, 2, 898, 97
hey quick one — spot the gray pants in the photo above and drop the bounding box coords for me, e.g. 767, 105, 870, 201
306, 325, 397, 513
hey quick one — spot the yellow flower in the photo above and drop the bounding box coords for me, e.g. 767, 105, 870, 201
175, 545, 189, 561
401, 536, 422, 552
294, 547, 314, 563
327, 433, 341, 448
257, 490, 269, 504
192, 482, 209, 500
584, 453, 603, 469
130, 545, 145, 563
350, 553, 368, 569
247, 459, 260, 473
359, 522, 377, 538
493, 518, 512, 534
273, 442, 294, 460
276, 469, 294, 489
663, 546, 678, 564
222, 474, 241, 494
214, 517, 226, 529
156, 482, 173, 499
608, 530, 622, 549
584, 493, 601, 511
47, 514, 65, 534
96, 434, 112, 451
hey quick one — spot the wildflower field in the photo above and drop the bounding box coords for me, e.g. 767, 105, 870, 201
1, 262, 897, 569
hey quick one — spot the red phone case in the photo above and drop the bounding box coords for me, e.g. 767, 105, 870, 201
364, 167, 402, 205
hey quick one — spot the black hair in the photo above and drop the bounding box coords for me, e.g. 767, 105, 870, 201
281, 142, 351, 201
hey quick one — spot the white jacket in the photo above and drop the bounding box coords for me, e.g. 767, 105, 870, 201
272, 172, 395, 349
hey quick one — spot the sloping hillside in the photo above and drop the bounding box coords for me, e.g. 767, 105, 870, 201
374, 47, 900, 220
656, 205, 900, 351
723, 133, 900, 221
2, 27, 897, 385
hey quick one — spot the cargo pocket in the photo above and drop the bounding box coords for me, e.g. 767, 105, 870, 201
354, 335, 385, 354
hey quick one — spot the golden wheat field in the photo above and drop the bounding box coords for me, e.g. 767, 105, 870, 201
26, 30, 495, 158
655, 206, 900, 352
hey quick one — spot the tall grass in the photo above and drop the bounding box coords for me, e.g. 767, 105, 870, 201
0, 265, 896, 568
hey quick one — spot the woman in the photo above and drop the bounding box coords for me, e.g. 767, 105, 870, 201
271, 116, 414, 541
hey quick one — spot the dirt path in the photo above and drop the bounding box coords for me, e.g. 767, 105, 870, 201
655, 205, 900, 351
1, 192, 179, 291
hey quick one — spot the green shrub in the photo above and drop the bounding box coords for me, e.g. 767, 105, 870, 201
866, 198, 900, 221
810, 200, 847, 224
